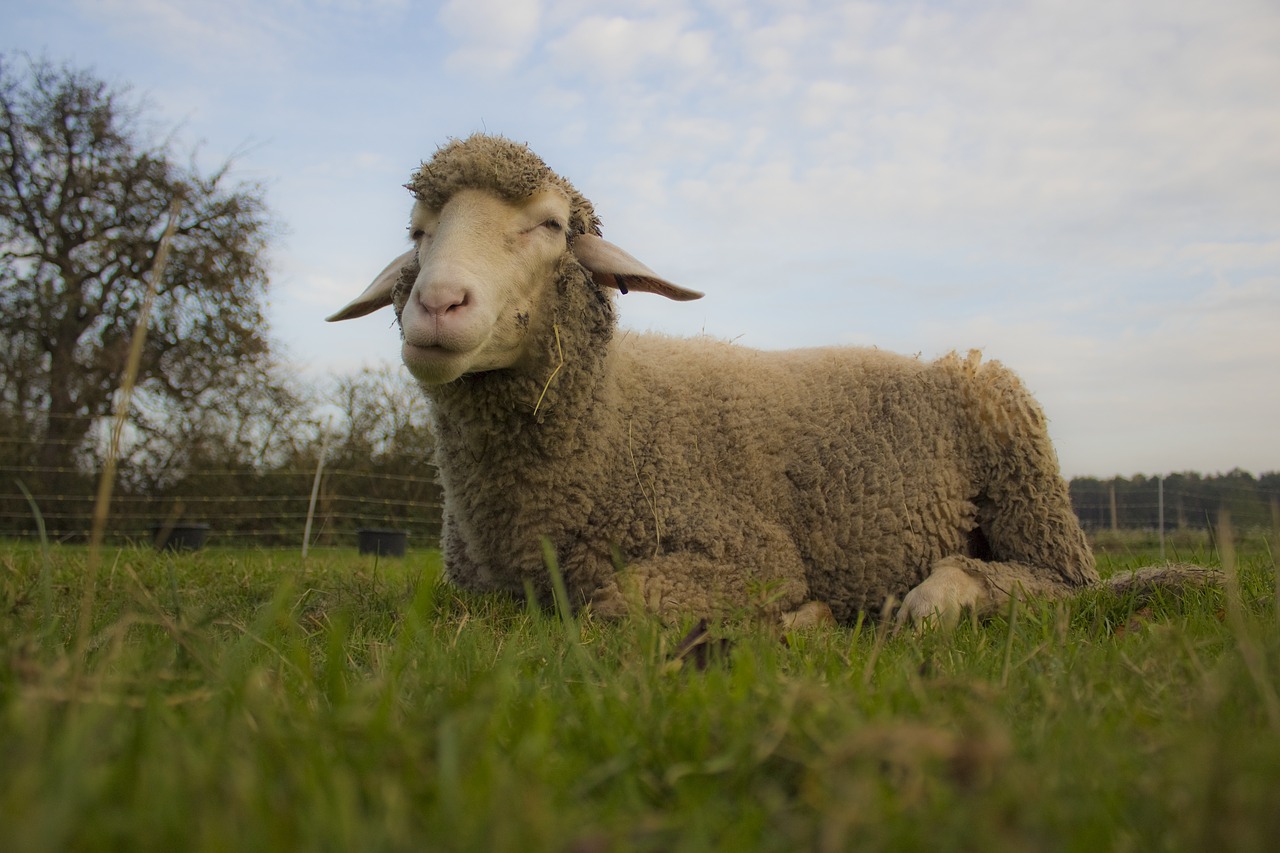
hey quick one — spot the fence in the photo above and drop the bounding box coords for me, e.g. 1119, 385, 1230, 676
0, 463, 444, 550
1070, 476, 1280, 533
2, 458, 1276, 551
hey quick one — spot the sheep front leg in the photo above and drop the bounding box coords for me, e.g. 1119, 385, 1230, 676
898, 558, 987, 628
901, 554, 1096, 628
900, 483, 1098, 627
895, 352, 1101, 628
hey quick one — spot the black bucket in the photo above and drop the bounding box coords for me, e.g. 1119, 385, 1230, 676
151, 523, 210, 552
357, 528, 408, 557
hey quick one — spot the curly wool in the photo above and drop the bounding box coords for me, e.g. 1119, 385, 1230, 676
407, 134, 602, 238
429, 325, 1098, 623
330, 132, 1218, 625
390, 134, 1120, 624
399, 136, 1100, 622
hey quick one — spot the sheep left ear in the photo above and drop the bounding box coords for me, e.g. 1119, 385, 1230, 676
326, 249, 417, 322
573, 234, 703, 302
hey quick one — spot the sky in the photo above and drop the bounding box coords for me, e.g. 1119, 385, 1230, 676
3, 0, 1278, 478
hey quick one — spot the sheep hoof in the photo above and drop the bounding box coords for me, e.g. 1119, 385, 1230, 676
899, 562, 984, 629
780, 601, 836, 631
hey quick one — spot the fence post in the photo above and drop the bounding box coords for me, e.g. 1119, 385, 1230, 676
1158, 475, 1165, 562
302, 422, 331, 558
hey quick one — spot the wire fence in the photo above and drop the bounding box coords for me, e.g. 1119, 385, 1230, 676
1070, 478, 1280, 533
5, 466, 1274, 550
2, 451, 1276, 552
0, 464, 443, 550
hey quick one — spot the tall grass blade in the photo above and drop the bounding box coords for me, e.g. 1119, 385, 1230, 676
540, 536, 574, 629
77, 198, 183, 667
1000, 590, 1021, 689
14, 477, 49, 551
1218, 513, 1280, 733
16, 477, 56, 648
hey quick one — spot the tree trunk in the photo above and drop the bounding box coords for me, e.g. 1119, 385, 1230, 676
31, 339, 96, 529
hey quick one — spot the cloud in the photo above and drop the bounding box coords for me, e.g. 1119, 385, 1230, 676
571, 0, 1279, 264
79, 0, 294, 69
30, 0, 1274, 475
911, 271, 1280, 477
1179, 239, 1280, 275
545, 12, 714, 81
439, 0, 542, 75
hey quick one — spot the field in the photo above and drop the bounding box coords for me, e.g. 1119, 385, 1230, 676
2, 537, 1278, 852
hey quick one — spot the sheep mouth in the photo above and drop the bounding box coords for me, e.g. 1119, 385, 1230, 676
402, 341, 473, 384
401, 315, 526, 384
401, 324, 485, 358
403, 340, 457, 356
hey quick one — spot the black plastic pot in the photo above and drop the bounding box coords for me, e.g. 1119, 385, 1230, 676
357, 528, 408, 557
151, 523, 210, 552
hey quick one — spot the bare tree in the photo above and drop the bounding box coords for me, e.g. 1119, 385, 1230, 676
329, 364, 434, 463
0, 54, 277, 490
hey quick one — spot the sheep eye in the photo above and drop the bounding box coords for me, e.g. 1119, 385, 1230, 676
410, 228, 426, 241
542, 218, 564, 232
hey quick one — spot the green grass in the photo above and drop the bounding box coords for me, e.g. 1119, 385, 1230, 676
2, 542, 1278, 852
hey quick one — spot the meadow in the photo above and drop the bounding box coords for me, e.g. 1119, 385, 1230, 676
1, 535, 1277, 852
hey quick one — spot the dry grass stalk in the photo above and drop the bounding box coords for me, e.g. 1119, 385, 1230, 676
75, 197, 184, 663
532, 322, 564, 416
627, 419, 661, 557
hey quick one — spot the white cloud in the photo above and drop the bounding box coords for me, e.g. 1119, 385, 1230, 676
439, 0, 542, 75
1179, 240, 1280, 275
545, 13, 714, 81
581, 0, 1280, 264
19, 0, 1277, 475
79, 0, 294, 69
912, 272, 1280, 477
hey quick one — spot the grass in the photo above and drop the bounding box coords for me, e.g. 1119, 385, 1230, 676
1, 541, 1278, 852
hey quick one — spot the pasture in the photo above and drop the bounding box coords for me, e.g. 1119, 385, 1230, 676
2, 538, 1277, 851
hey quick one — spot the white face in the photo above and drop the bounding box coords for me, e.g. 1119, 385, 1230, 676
398, 187, 572, 384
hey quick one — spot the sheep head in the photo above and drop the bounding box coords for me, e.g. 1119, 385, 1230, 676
327, 134, 702, 386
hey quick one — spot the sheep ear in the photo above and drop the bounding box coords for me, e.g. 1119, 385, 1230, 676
573, 234, 703, 302
326, 249, 417, 322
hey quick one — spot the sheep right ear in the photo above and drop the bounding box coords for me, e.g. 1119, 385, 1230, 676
573, 234, 703, 302
326, 249, 417, 322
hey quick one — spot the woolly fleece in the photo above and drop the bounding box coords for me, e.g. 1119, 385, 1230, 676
384, 134, 1117, 623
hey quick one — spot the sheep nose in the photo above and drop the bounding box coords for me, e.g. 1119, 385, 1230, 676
419, 285, 469, 317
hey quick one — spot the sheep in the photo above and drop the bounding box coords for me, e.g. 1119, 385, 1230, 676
328, 133, 1214, 627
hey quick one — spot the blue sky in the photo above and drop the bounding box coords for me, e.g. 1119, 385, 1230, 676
4, 0, 1278, 478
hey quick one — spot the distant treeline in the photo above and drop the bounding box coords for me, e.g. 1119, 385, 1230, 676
1069, 469, 1280, 531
